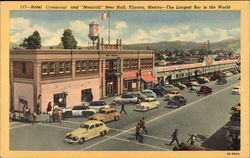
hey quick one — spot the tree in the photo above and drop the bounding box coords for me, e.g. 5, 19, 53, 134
61, 29, 77, 49
19, 31, 41, 49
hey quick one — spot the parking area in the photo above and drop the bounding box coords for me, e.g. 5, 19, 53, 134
10, 74, 240, 151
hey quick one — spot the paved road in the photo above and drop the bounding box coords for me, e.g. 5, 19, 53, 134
10, 74, 240, 151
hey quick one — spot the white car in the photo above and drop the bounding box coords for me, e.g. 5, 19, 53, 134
88, 101, 110, 111
63, 105, 96, 118
135, 97, 160, 111
141, 89, 157, 98
232, 86, 240, 95
189, 84, 201, 93
114, 94, 138, 104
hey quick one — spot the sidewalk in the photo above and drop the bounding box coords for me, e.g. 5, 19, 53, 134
11, 112, 50, 123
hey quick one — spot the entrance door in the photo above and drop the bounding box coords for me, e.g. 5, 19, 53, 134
106, 82, 114, 96
128, 81, 132, 91
53, 93, 67, 108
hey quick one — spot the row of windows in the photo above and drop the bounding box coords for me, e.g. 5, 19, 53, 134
42, 62, 71, 75
106, 60, 118, 70
141, 58, 153, 68
123, 59, 138, 69
76, 60, 99, 73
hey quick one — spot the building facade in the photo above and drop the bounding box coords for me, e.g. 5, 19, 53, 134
10, 39, 156, 113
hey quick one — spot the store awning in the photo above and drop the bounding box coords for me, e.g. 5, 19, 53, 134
141, 74, 157, 83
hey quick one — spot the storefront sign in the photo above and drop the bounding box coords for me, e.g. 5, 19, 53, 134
213, 60, 238, 65
156, 63, 205, 72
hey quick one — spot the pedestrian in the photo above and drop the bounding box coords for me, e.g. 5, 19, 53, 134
187, 134, 196, 145
138, 127, 145, 143
169, 129, 180, 146
58, 108, 62, 123
120, 103, 126, 114
140, 117, 148, 134
137, 94, 140, 104
135, 123, 141, 140
48, 110, 53, 123
32, 112, 37, 125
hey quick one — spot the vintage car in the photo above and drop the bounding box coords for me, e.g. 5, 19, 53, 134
64, 120, 109, 144
166, 96, 187, 108
150, 87, 168, 96
197, 86, 212, 96
141, 89, 157, 98
89, 107, 121, 122
232, 86, 240, 95
163, 84, 180, 92
113, 94, 138, 104
127, 91, 147, 101
88, 101, 110, 111
173, 82, 187, 90
135, 97, 160, 111
173, 142, 206, 151
189, 84, 201, 93
164, 91, 182, 100
62, 105, 96, 118
216, 77, 227, 85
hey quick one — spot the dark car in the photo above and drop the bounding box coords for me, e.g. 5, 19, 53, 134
217, 78, 227, 85
197, 86, 212, 96
166, 96, 187, 108
197, 78, 207, 84
150, 87, 168, 96
230, 112, 240, 121
181, 79, 197, 88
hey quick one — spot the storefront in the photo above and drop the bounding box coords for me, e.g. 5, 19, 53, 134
122, 72, 138, 93
140, 71, 157, 90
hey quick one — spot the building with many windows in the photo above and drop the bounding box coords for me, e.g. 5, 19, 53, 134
10, 39, 156, 112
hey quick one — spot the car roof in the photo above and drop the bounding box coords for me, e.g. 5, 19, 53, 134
142, 89, 153, 92
99, 107, 117, 112
234, 86, 240, 88
81, 120, 104, 125
169, 90, 179, 93
144, 97, 157, 101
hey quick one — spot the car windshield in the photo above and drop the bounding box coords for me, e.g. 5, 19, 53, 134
233, 88, 239, 90
80, 124, 89, 129
99, 110, 106, 114
90, 101, 106, 106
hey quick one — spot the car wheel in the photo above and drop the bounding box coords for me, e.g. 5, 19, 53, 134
114, 116, 119, 121
79, 138, 85, 144
101, 130, 107, 136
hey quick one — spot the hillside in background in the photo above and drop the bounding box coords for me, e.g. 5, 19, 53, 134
10, 38, 240, 51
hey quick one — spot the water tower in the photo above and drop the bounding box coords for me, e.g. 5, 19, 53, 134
88, 21, 99, 46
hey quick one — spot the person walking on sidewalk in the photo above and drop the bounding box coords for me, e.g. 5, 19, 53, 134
32, 112, 37, 125
120, 103, 126, 114
135, 123, 141, 140
140, 117, 148, 134
169, 129, 180, 146
138, 127, 145, 143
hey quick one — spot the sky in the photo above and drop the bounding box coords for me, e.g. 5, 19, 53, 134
10, 11, 240, 47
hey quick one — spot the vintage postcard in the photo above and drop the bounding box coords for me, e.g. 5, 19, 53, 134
0, 1, 249, 158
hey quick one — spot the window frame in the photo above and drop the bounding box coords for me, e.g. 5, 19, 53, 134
49, 63, 56, 75
41, 63, 48, 75
59, 62, 64, 74
76, 61, 81, 72
65, 62, 71, 73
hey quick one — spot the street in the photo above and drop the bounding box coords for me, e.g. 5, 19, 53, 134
10, 74, 240, 151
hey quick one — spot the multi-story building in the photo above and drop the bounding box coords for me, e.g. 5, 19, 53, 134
10, 39, 156, 113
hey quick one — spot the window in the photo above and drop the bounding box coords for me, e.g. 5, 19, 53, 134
88, 61, 93, 72
89, 125, 95, 129
123, 60, 127, 68
59, 62, 64, 73
76, 61, 80, 72
95, 124, 100, 128
81, 62, 86, 72
49, 63, 55, 74
22, 63, 26, 73
65, 62, 70, 73
106, 61, 110, 70
147, 59, 151, 66
93, 61, 98, 71
113, 61, 117, 70
42, 63, 48, 75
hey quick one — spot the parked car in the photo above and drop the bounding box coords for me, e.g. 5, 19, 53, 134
197, 86, 212, 96
225, 72, 233, 77
88, 101, 110, 111
135, 97, 160, 111
128, 91, 147, 101
113, 94, 138, 104
141, 89, 157, 98
62, 105, 96, 118
150, 87, 168, 96
163, 84, 180, 92
173, 142, 206, 151
189, 84, 201, 93
89, 107, 121, 122
166, 96, 187, 108
173, 82, 187, 90
181, 79, 198, 88
216, 77, 227, 85
232, 86, 240, 95
64, 120, 109, 144
197, 77, 209, 84
164, 90, 182, 100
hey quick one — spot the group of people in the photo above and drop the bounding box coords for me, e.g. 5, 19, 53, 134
22, 105, 37, 124
135, 117, 148, 143
46, 102, 63, 123
168, 129, 198, 146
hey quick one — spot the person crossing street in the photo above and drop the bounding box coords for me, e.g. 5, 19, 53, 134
120, 103, 126, 114
169, 129, 180, 146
